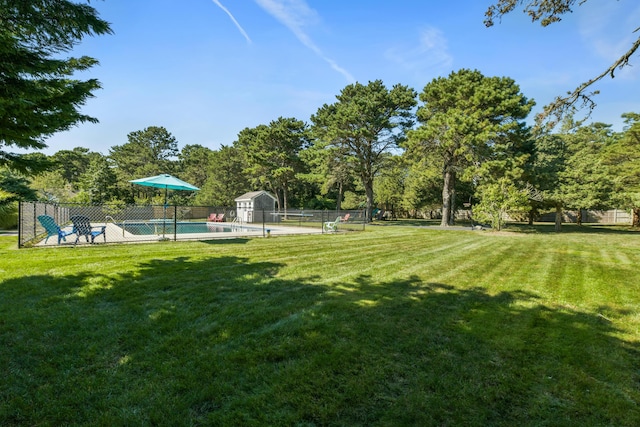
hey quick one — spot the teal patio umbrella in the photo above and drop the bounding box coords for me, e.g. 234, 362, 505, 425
129, 174, 200, 238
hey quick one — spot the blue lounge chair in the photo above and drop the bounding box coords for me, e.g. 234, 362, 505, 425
70, 215, 106, 244
37, 215, 75, 245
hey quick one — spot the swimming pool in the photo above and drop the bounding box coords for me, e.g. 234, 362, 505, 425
122, 221, 259, 235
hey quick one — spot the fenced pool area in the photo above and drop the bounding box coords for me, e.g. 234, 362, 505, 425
119, 221, 263, 236
18, 202, 367, 247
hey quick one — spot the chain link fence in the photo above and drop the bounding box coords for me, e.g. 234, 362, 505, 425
19, 202, 366, 248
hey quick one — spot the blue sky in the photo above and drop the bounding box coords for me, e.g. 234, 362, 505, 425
43, 0, 640, 155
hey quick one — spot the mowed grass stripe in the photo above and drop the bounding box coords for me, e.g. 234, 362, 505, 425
2, 228, 640, 426
413, 234, 512, 286
445, 235, 532, 292
500, 237, 559, 295
380, 237, 495, 283
247, 228, 432, 279
303, 230, 488, 285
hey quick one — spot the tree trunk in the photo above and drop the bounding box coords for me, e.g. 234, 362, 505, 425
270, 183, 281, 216
450, 189, 456, 225
633, 207, 640, 227
365, 178, 374, 222
336, 181, 343, 212
555, 204, 563, 232
528, 208, 535, 225
576, 208, 583, 226
441, 169, 455, 227
283, 186, 288, 218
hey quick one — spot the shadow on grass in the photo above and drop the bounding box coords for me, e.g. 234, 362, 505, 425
372, 219, 640, 235
1, 256, 639, 426
370, 218, 442, 227
504, 223, 640, 235
198, 237, 252, 245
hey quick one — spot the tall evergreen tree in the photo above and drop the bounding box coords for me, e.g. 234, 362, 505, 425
604, 113, 640, 227
236, 117, 309, 212
52, 147, 97, 188
110, 126, 179, 201
79, 154, 119, 204
0, 0, 112, 171
178, 144, 214, 190
298, 141, 355, 211
528, 120, 615, 231
195, 145, 251, 207
401, 160, 442, 218
311, 80, 417, 220
528, 133, 567, 231
558, 122, 616, 225
408, 69, 534, 226
374, 154, 406, 215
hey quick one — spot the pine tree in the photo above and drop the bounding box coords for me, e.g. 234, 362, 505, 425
0, 0, 112, 170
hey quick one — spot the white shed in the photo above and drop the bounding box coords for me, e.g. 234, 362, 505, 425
234, 191, 277, 223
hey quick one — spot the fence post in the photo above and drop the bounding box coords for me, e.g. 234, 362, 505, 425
173, 206, 177, 241
18, 201, 23, 248
32, 202, 37, 244
262, 208, 265, 237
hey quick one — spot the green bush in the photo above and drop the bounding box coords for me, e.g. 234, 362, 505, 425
0, 201, 18, 229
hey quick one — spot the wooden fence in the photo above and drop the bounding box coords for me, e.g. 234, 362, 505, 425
534, 209, 631, 224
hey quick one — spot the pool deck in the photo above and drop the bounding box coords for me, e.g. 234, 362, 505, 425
35, 222, 325, 247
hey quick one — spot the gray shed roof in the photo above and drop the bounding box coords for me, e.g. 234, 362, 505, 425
234, 191, 276, 202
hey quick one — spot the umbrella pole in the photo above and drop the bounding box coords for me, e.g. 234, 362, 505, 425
162, 186, 167, 239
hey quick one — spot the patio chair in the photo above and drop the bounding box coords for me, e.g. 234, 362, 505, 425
70, 215, 106, 244
341, 213, 351, 222
207, 213, 225, 222
37, 215, 75, 245
323, 216, 341, 232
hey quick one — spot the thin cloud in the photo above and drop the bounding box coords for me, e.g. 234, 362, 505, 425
211, 0, 252, 44
386, 27, 453, 75
578, 1, 640, 79
254, 0, 355, 82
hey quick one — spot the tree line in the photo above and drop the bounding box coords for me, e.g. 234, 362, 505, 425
2, 71, 639, 231
2, 1, 639, 230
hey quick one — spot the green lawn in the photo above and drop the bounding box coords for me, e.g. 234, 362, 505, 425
1, 226, 639, 426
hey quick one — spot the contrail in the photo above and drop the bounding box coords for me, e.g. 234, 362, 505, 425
211, 0, 252, 44
254, 0, 355, 82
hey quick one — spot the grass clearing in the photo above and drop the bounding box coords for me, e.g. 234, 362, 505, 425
1, 226, 640, 425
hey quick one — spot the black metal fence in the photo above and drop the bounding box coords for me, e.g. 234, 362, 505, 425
18, 202, 366, 248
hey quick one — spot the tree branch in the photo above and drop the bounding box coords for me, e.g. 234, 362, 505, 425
537, 32, 640, 129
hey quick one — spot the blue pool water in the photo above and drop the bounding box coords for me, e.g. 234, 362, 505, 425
122, 221, 255, 235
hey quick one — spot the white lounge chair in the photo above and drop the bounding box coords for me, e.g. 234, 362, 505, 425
323, 216, 341, 232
